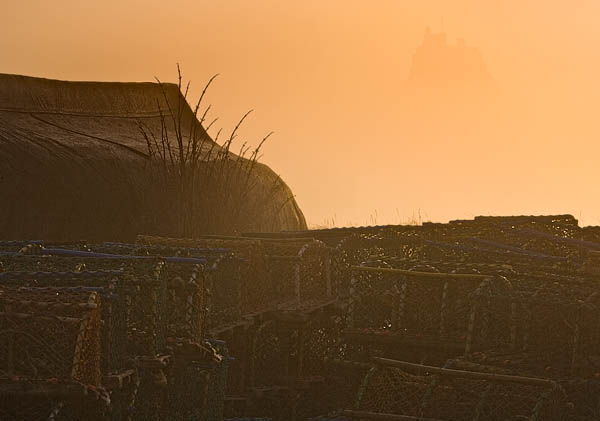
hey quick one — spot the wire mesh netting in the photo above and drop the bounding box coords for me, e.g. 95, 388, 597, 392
345, 265, 490, 363
2, 215, 600, 420
0, 380, 110, 421
0, 286, 102, 386
352, 358, 569, 420
469, 289, 600, 378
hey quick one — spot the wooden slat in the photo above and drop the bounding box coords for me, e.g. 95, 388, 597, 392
351, 266, 490, 281
373, 357, 555, 386
342, 410, 447, 420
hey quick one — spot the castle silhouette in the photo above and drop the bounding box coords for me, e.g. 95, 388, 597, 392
407, 27, 494, 94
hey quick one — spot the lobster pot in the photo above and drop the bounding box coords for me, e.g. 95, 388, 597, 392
204, 341, 230, 421
301, 312, 346, 379
266, 255, 297, 306
347, 265, 397, 332
333, 235, 383, 297
132, 356, 170, 421
165, 361, 212, 420
250, 320, 296, 388
0, 256, 165, 356
353, 359, 568, 421
215, 323, 252, 395
536, 293, 600, 377
157, 342, 226, 421
0, 287, 102, 386
320, 359, 371, 417
468, 289, 516, 353
49, 257, 168, 356
162, 262, 206, 343
470, 290, 600, 377
264, 239, 313, 307
348, 266, 488, 352
91, 259, 167, 356
141, 236, 274, 318
296, 241, 332, 303
176, 237, 271, 316
206, 256, 244, 333
236, 248, 273, 316
0, 270, 130, 373
333, 234, 430, 294
198, 240, 271, 316
0, 380, 110, 421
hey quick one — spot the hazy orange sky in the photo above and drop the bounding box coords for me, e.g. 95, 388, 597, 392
3, 1, 600, 227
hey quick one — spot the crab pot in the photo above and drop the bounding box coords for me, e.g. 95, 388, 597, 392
345, 266, 490, 362
0, 380, 110, 421
470, 290, 600, 377
0, 286, 102, 386
187, 238, 272, 316
320, 359, 372, 417
0, 255, 169, 356
206, 255, 245, 333
162, 262, 207, 344
249, 320, 296, 389
351, 358, 568, 421
137, 235, 276, 317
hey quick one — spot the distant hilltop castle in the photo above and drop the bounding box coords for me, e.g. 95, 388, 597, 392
407, 27, 494, 94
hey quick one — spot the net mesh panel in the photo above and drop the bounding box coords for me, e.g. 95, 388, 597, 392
321, 359, 371, 417
301, 313, 346, 380
263, 240, 333, 309
49, 258, 167, 357
348, 264, 396, 332
296, 242, 332, 303
162, 262, 206, 344
266, 256, 297, 306
3, 216, 600, 420
191, 239, 272, 317
134, 341, 228, 421
561, 379, 600, 420
0, 271, 129, 374
207, 256, 244, 333
354, 362, 568, 420
265, 241, 310, 309
347, 265, 487, 362
107, 370, 138, 421
246, 388, 296, 420
133, 360, 169, 421
397, 266, 446, 338
0, 381, 110, 421
333, 235, 387, 297
205, 341, 230, 421
250, 320, 294, 388
136, 236, 275, 318
0, 257, 167, 365
0, 287, 102, 386
470, 289, 600, 378
355, 365, 431, 415
166, 361, 211, 420
216, 323, 252, 397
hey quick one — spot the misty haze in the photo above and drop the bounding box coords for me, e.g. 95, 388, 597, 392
1, 2, 599, 420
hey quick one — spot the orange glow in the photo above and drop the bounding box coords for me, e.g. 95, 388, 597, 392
3, 1, 600, 226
